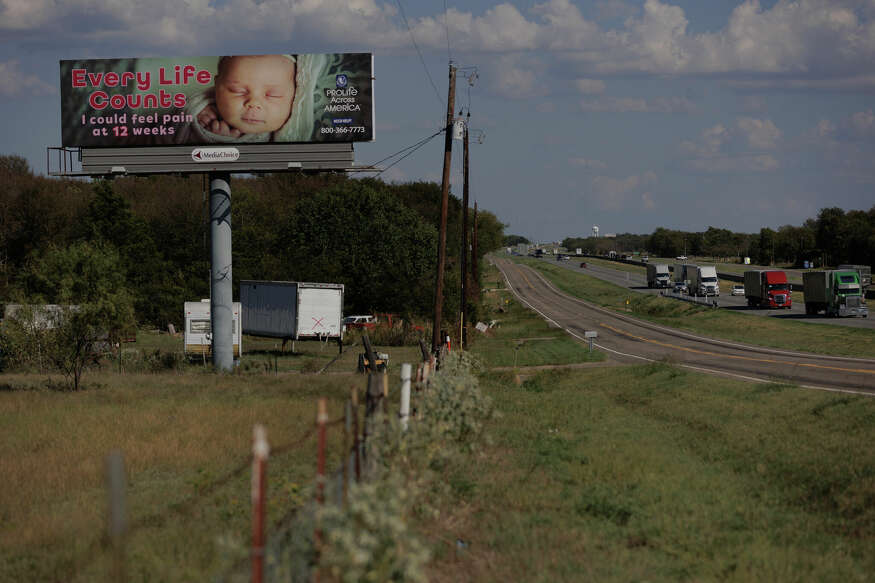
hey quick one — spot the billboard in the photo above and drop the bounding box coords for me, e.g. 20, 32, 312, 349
60, 53, 373, 148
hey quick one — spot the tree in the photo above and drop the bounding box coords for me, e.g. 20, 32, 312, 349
276, 182, 439, 317
503, 234, 530, 247
10, 242, 135, 390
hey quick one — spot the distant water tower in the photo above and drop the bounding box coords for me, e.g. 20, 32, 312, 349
592, 225, 599, 238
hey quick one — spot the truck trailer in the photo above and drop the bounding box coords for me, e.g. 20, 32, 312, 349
743, 270, 791, 308
240, 281, 344, 342
802, 270, 868, 317
184, 300, 242, 359
646, 264, 671, 288
688, 265, 720, 296
673, 263, 695, 284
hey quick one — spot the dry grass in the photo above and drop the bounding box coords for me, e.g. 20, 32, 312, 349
0, 371, 364, 581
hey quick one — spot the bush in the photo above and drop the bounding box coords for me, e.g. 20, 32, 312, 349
317, 474, 430, 583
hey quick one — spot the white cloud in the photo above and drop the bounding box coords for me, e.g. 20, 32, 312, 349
681, 119, 781, 172
589, 171, 657, 211
579, 96, 695, 113
737, 117, 782, 149
849, 109, 875, 138
2, 0, 875, 88
485, 54, 548, 99
575, 79, 606, 94
0, 59, 54, 96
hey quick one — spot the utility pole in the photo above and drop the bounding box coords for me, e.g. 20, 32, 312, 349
432, 63, 456, 355
460, 117, 470, 350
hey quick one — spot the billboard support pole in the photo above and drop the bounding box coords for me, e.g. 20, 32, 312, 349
209, 172, 234, 372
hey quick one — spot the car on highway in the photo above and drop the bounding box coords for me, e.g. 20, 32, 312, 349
676, 255, 688, 260
673, 281, 688, 294
731, 284, 745, 296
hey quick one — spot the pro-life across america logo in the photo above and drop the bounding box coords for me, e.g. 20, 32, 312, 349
191, 147, 240, 162
335, 74, 348, 88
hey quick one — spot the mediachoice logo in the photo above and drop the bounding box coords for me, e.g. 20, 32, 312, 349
191, 147, 240, 162
335, 74, 348, 88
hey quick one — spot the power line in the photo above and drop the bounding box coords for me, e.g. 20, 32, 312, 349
444, 0, 451, 63
396, 0, 444, 110
352, 128, 446, 176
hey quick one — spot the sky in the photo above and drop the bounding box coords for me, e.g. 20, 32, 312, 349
2, 0, 875, 242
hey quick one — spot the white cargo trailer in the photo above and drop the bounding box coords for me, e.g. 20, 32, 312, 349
240, 281, 344, 341
184, 300, 242, 359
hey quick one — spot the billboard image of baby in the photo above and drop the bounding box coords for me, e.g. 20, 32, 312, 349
60, 53, 373, 147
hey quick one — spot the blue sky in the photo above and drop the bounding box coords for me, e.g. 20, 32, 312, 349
2, 0, 874, 242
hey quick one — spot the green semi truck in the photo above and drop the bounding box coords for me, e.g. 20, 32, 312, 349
802, 270, 868, 318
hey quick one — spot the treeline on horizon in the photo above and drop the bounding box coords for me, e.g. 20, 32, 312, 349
506, 207, 874, 268
0, 154, 504, 328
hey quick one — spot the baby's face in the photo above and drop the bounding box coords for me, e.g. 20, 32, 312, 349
214, 55, 296, 134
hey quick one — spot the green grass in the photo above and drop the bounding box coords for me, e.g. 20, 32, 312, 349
468, 283, 605, 367
511, 256, 875, 359
424, 364, 875, 582
3, 258, 872, 582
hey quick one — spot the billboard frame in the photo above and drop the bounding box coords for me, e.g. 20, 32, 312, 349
46, 144, 378, 177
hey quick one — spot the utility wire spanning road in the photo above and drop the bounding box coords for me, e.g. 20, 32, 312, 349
494, 258, 875, 396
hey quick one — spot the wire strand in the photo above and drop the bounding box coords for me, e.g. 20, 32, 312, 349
396, 0, 444, 110
444, 0, 452, 63
352, 128, 445, 176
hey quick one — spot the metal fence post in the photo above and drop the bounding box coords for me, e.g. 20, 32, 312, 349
400, 363, 412, 431
251, 425, 269, 583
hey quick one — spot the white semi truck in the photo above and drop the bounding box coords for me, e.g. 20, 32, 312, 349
646, 264, 671, 288
688, 265, 720, 296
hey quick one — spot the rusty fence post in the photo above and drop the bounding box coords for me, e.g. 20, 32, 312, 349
251, 425, 269, 583
351, 387, 360, 483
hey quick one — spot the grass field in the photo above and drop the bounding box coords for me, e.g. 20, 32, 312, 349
426, 364, 875, 582
1, 258, 872, 581
423, 260, 875, 581
511, 256, 875, 359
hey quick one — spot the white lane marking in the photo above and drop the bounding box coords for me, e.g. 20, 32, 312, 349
499, 259, 874, 398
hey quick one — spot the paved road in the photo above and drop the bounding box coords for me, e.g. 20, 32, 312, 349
543, 257, 875, 330
495, 257, 875, 395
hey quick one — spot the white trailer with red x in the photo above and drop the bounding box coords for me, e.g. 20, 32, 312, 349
240, 281, 344, 343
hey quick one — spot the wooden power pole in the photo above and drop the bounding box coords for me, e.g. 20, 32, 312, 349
432, 63, 456, 354
460, 119, 470, 349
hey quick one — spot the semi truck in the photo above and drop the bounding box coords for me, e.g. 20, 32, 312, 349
802, 270, 868, 317
837, 264, 871, 293
743, 270, 791, 308
688, 265, 720, 296
646, 263, 671, 288
184, 300, 242, 359
240, 281, 344, 343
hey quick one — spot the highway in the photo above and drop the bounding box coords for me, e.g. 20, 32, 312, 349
494, 257, 875, 395
546, 256, 875, 330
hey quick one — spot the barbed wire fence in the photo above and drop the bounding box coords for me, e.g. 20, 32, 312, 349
74, 333, 441, 582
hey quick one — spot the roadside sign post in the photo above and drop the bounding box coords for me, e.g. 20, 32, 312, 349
584, 330, 597, 352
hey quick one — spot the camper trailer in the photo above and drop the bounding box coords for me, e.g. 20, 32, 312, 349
184, 300, 242, 359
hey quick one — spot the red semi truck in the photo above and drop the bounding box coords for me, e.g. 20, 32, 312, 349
743, 270, 792, 308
